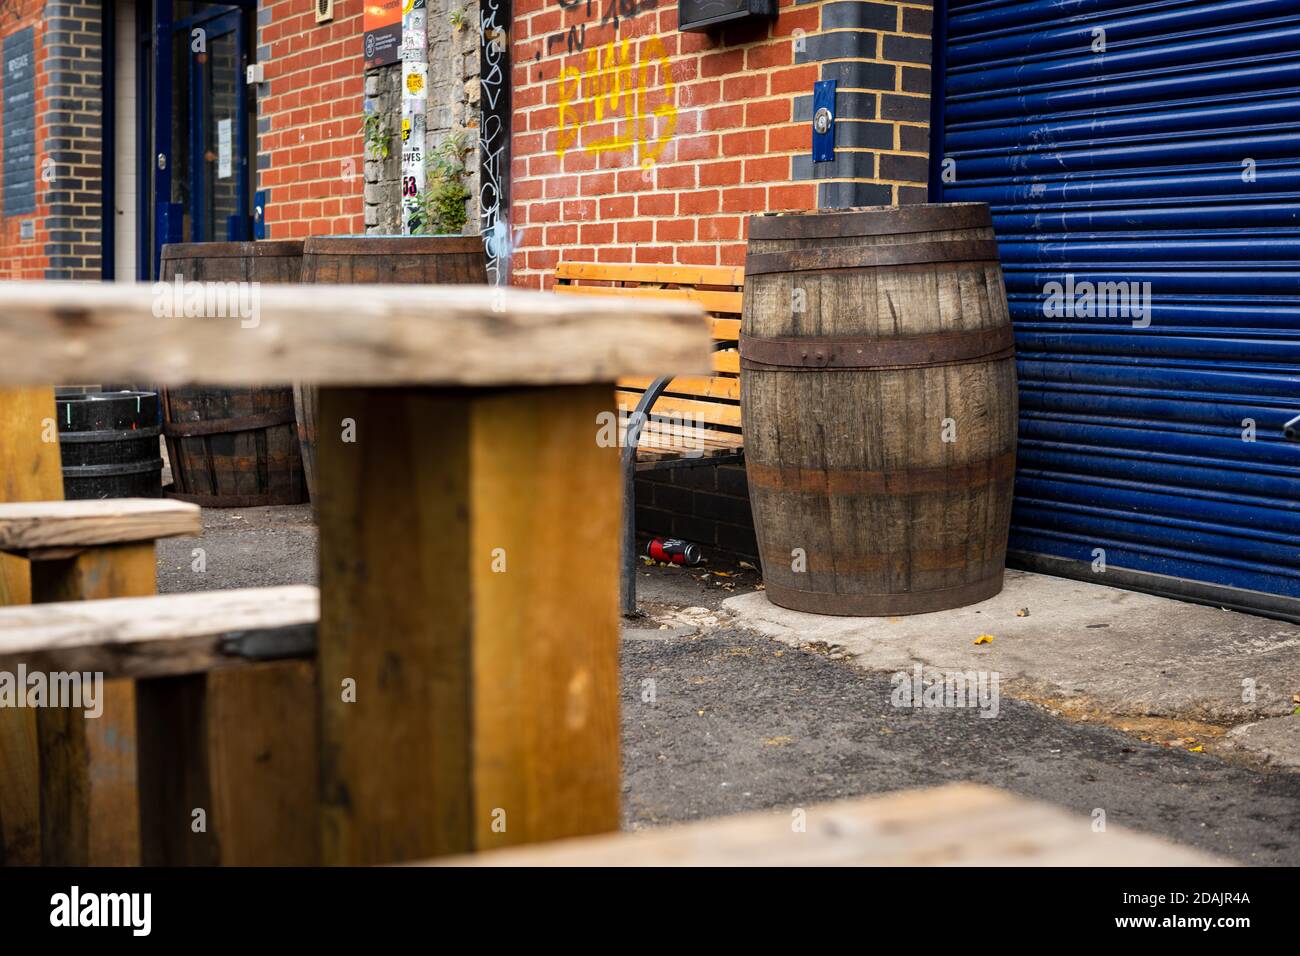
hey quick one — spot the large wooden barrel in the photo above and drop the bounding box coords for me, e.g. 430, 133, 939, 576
296, 236, 487, 500
159, 241, 307, 507
739, 203, 1018, 615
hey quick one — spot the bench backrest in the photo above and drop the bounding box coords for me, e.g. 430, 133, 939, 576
554, 262, 744, 455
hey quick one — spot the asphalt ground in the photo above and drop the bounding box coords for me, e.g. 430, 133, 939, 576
158, 509, 1300, 864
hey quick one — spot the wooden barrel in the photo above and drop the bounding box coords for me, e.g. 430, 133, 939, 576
296, 236, 487, 500
739, 203, 1018, 615
159, 241, 307, 507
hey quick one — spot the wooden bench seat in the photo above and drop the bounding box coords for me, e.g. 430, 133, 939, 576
0, 499, 200, 556
0, 585, 318, 678
555, 262, 745, 614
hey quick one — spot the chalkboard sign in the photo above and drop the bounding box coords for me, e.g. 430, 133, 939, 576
678, 0, 775, 32
3, 27, 36, 217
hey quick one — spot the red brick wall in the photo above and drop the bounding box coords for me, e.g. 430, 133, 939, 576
509, 0, 933, 289
257, 0, 367, 238
0, 0, 52, 279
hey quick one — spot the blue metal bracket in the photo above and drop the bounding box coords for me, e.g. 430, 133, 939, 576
812, 79, 837, 163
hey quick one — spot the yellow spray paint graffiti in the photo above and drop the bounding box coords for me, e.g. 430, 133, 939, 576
556, 36, 677, 167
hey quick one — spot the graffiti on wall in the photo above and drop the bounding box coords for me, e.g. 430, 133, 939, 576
555, 36, 677, 167
546, 0, 659, 54
480, 0, 512, 284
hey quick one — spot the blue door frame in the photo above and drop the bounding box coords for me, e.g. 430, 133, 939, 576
152, 0, 253, 274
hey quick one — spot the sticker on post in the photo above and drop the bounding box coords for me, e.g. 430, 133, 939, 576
217, 118, 232, 179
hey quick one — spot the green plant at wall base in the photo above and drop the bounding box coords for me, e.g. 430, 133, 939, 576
361, 110, 391, 160
411, 135, 472, 235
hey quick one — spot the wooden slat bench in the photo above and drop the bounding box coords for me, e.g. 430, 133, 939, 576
0, 280, 710, 866
429, 782, 1228, 867
554, 262, 744, 614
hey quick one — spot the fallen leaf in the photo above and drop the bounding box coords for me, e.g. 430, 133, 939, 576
764, 736, 792, 747
739, 560, 757, 571
1016, 608, 1029, 617
974, 634, 995, 645
1189, 745, 1204, 753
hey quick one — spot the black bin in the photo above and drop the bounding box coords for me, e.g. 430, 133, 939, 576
56, 391, 163, 499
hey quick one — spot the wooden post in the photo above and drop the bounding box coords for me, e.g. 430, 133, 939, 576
135, 661, 319, 866
29, 543, 154, 865
316, 385, 622, 864
0, 387, 63, 865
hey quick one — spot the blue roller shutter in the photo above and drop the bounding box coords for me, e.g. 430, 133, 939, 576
933, 0, 1300, 610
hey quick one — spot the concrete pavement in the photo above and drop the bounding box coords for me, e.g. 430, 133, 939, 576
720, 569, 1300, 771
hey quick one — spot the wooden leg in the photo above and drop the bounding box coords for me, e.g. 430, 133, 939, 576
30, 542, 154, 866
136, 674, 216, 866
136, 661, 318, 866
205, 661, 318, 865
0, 387, 63, 866
135, 665, 318, 868
316, 385, 622, 865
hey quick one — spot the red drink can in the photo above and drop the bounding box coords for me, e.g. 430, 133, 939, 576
645, 537, 702, 566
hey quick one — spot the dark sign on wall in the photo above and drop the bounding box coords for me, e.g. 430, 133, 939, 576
363, 0, 402, 68
3, 27, 36, 217
678, 0, 775, 33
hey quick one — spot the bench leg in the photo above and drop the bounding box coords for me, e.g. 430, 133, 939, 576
29, 542, 154, 866
621, 442, 638, 617
135, 660, 317, 865
620, 373, 675, 618
0, 386, 64, 866
316, 385, 622, 864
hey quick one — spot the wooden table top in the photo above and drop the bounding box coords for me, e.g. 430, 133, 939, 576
0, 281, 710, 386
